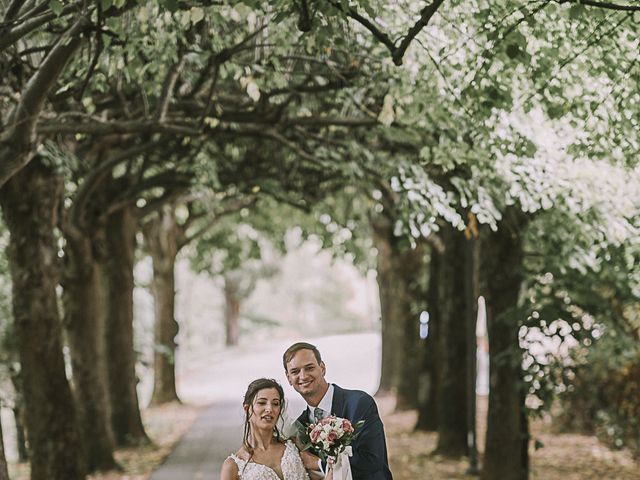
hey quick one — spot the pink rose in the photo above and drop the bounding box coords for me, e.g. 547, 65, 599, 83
310, 429, 320, 442
327, 431, 338, 444
342, 419, 354, 433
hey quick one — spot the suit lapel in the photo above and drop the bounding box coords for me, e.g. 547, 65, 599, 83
331, 384, 346, 417
296, 407, 310, 427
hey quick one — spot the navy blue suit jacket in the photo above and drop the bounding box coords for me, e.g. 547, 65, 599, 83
296, 384, 393, 480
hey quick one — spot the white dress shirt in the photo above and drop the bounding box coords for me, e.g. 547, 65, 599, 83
308, 383, 335, 423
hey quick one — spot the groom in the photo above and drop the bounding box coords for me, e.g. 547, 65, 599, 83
283, 342, 393, 480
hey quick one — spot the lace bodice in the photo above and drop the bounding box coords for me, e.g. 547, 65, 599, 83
228, 440, 310, 480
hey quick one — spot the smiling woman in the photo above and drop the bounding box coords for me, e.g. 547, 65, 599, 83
220, 378, 329, 480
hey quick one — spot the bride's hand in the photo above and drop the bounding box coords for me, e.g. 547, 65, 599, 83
324, 457, 334, 480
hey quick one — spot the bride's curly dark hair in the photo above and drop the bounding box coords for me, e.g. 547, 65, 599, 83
242, 378, 286, 454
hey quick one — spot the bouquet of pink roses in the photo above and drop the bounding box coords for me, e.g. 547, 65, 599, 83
297, 415, 364, 463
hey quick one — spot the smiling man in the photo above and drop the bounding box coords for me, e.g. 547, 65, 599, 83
283, 342, 394, 480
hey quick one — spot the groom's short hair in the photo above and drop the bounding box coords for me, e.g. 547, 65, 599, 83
283, 342, 322, 371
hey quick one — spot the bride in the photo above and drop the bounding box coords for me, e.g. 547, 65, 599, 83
221, 378, 333, 480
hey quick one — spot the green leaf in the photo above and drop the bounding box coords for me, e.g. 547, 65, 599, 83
161, 0, 179, 13
190, 7, 205, 24
49, 0, 63, 16
569, 4, 585, 19
506, 44, 521, 59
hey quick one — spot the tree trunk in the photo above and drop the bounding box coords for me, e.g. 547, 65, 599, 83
371, 213, 423, 407
371, 214, 403, 393
143, 208, 181, 405
394, 244, 426, 411
0, 160, 86, 480
480, 211, 529, 480
416, 248, 441, 431
9, 369, 29, 462
224, 275, 241, 347
62, 230, 118, 472
435, 226, 468, 457
104, 207, 149, 446
0, 414, 9, 480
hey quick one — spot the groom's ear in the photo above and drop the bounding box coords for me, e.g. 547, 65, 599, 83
320, 361, 326, 377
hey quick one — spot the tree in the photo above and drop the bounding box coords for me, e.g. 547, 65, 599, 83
434, 224, 471, 457
143, 205, 183, 405
0, 159, 85, 480
189, 204, 282, 346
415, 245, 441, 431
479, 210, 529, 480
142, 195, 254, 403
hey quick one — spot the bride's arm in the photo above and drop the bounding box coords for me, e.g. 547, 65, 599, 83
220, 458, 240, 480
299, 449, 321, 470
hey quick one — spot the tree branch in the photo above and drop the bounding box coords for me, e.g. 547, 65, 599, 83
134, 179, 193, 219
329, 0, 396, 55
297, 0, 312, 32
70, 140, 164, 228
393, 0, 446, 65
0, 1, 85, 52
330, 0, 446, 65
3, 0, 26, 23
37, 118, 199, 136
262, 130, 326, 167
180, 196, 257, 248
558, 0, 640, 11
156, 56, 187, 122
0, 15, 89, 188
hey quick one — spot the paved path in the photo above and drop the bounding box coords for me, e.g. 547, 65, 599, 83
149, 401, 239, 480
149, 333, 381, 480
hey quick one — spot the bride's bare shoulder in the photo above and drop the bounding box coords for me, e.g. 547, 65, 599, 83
234, 446, 251, 461
220, 457, 239, 480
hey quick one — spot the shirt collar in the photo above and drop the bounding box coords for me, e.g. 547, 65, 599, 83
308, 383, 334, 421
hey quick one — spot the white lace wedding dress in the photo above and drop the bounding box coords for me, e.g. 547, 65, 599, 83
227, 439, 310, 480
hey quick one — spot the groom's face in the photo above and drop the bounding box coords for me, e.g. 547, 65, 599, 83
285, 349, 328, 401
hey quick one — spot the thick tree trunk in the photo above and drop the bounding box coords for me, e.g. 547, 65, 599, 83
394, 244, 426, 411
63, 231, 118, 472
224, 275, 241, 347
435, 226, 468, 457
0, 160, 85, 480
480, 211, 529, 480
104, 207, 149, 446
371, 214, 403, 393
0, 414, 9, 480
416, 248, 441, 431
371, 213, 423, 407
143, 209, 181, 405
